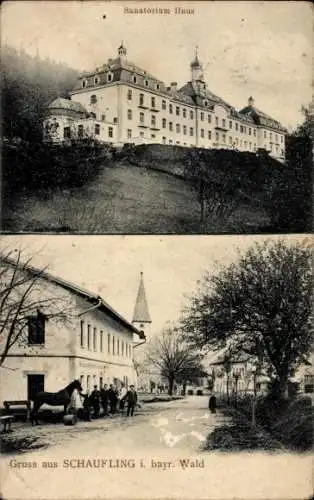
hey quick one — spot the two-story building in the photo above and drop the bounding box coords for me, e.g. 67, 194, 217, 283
0, 258, 145, 403
43, 43, 286, 161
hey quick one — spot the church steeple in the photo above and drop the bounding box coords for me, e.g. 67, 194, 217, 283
132, 272, 151, 330
190, 46, 204, 82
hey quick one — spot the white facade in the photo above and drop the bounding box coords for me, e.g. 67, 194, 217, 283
44, 44, 286, 161
0, 264, 142, 404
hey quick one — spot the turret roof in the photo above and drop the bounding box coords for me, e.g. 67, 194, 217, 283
132, 272, 152, 324
48, 97, 88, 114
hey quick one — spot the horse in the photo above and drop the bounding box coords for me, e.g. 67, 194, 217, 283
30, 379, 83, 425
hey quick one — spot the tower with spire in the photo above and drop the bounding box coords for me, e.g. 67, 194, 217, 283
190, 46, 205, 82
132, 272, 151, 336
118, 41, 127, 63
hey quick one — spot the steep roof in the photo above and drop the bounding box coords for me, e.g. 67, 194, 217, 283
48, 97, 88, 114
132, 272, 152, 324
3, 257, 144, 338
239, 104, 286, 132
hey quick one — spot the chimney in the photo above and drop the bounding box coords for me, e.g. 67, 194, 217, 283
170, 82, 178, 91
248, 96, 255, 107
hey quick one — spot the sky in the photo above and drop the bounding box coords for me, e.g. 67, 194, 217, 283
1, 234, 306, 337
2, 1, 313, 129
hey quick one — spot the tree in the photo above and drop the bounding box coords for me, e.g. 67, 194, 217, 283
146, 327, 201, 395
0, 248, 73, 367
270, 105, 313, 232
181, 240, 313, 399
175, 362, 207, 395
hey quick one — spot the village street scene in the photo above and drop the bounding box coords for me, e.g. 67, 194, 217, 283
0, 234, 313, 499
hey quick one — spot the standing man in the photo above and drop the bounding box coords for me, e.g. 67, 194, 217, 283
90, 385, 100, 418
100, 384, 109, 416
125, 385, 138, 417
108, 384, 118, 415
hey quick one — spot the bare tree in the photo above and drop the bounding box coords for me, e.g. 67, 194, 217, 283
0, 248, 74, 367
146, 327, 201, 395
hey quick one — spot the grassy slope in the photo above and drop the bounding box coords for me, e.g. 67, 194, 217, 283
3, 163, 269, 233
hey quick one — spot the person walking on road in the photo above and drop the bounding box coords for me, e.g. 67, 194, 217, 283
125, 385, 138, 417
100, 384, 109, 416
90, 385, 100, 418
108, 384, 118, 414
209, 393, 217, 413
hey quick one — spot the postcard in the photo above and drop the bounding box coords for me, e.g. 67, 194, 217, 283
0, 233, 313, 499
1, 0, 313, 234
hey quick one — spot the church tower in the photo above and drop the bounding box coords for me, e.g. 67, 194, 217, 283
118, 41, 127, 63
132, 272, 151, 336
190, 47, 205, 82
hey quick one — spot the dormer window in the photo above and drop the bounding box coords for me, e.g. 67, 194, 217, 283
94, 76, 100, 85
144, 79, 149, 87
156, 84, 160, 90
82, 79, 87, 88
204, 100, 208, 106
107, 72, 113, 82
133, 75, 137, 84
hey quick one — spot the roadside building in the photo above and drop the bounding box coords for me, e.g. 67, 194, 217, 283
0, 259, 145, 403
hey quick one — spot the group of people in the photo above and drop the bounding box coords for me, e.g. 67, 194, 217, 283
78, 383, 138, 421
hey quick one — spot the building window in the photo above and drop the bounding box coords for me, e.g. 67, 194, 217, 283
229, 120, 232, 129
95, 124, 100, 135
127, 89, 132, 101
162, 118, 166, 128
270, 132, 273, 140
129, 345, 132, 359
200, 112, 204, 121
108, 127, 113, 138
222, 119, 226, 128
112, 336, 115, 355
132, 75, 137, 84
249, 128, 252, 135
140, 112, 144, 124
101, 115, 106, 122
151, 115, 156, 127
107, 73, 113, 82
249, 142, 252, 150
208, 114, 212, 123
63, 127, 71, 139
108, 333, 110, 353
90, 94, 97, 104
145, 79, 149, 87
28, 311, 45, 345
127, 109, 132, 120
200, 128, 204, 138
190, 110, 194, 120
113, 117, 118, 124
244, 127, 247, 134
235, 123, 238, 131
176, 106, 180, 116
93, 327, 97, 350
117, 339, 120, 355
80, 321, 84, 347
151, 97, 156, 109
254, 129, 256, 137
140, 131, 144, 137
156, 84, 160, 90
139, 93, 144, 106
208, 130, 212, 140
183, 125, 187, 135
87, 325, 91, 350
215, 117, 218, 126
223, 133, 226, 143
162, 136, 166, 143
78, 124, 84, 138
121, 341, 124, 356
162, 99, 166, 110
244, 140, 247, 148
82, 79, 87, 88
264, 131, 267, 139
176, 123, 180, 133
127, 129, 132, 139
169, 104, 173, 114
190, 127, 194, 136
169, 122, 173, 131
183, 108, 186, 118
240, 125, 244, 133
100, 330, 103, 352
216, 132, 219, 142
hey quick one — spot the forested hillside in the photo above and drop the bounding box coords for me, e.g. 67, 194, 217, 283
2, 45, 79, 141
